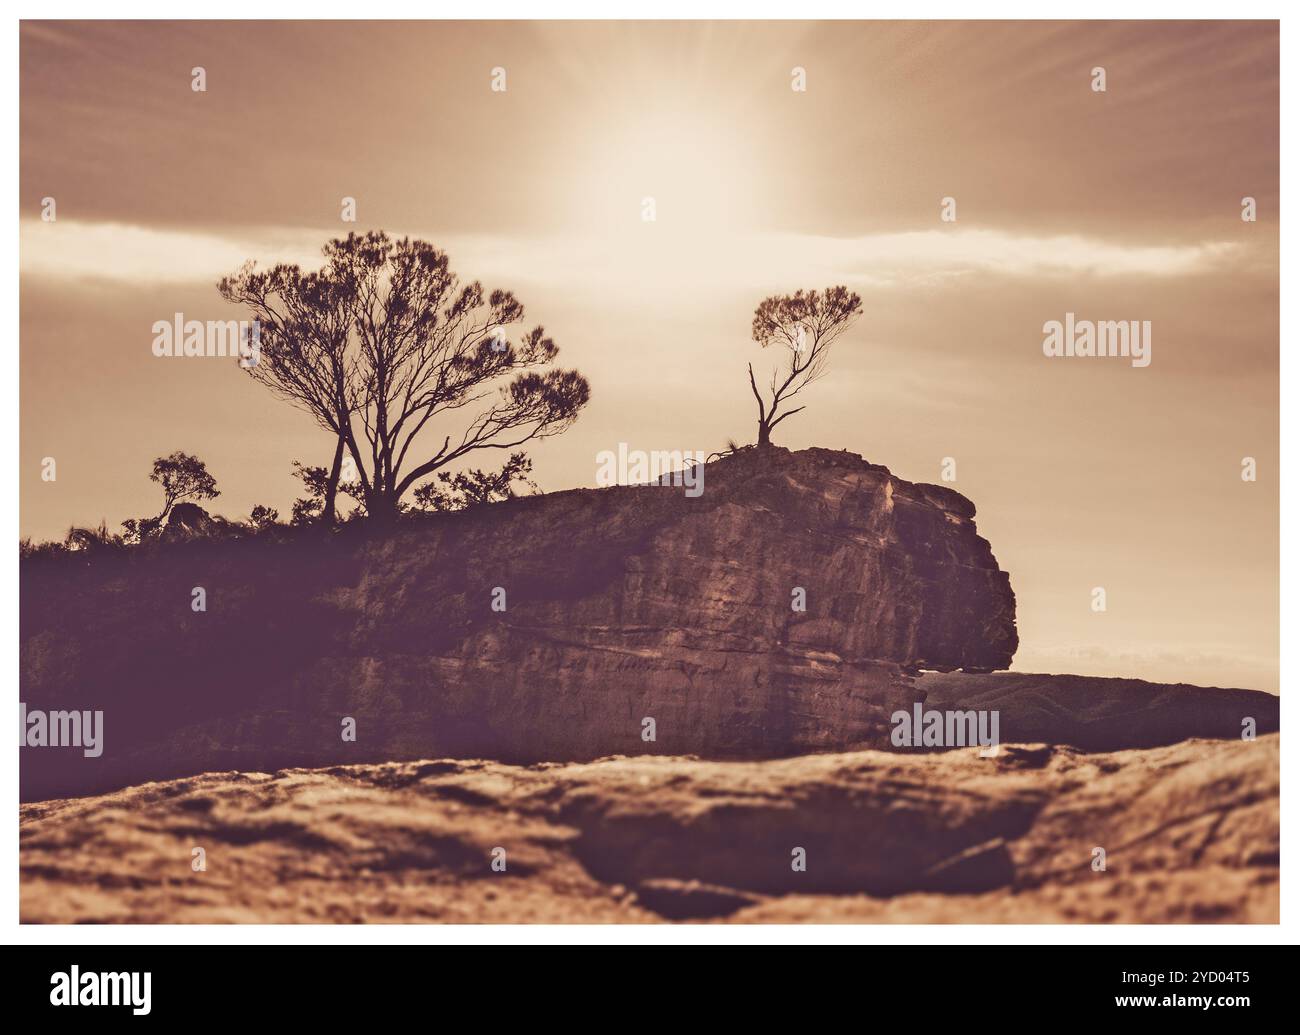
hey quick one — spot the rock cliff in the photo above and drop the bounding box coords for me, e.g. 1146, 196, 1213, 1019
20, 447, 1016, 800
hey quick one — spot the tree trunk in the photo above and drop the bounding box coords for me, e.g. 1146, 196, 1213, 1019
365, 485, 401, 525
757, 421, 772, 447
321, 434, 345, 527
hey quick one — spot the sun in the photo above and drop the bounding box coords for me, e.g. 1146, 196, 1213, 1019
566, 102, 765, 238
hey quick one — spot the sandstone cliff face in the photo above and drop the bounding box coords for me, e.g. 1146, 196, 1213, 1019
20, 447, 1016, 800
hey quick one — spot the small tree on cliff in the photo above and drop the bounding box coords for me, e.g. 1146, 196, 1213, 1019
747, 286, 862, 447
411, 451, 539, 513
151, 451, 219, 517
220, 231, 590, 523
122, 452, 220, 542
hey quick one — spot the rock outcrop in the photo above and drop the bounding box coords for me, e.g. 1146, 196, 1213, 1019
20, 448, 1017, 801
19, 735, 1279, 923
161, 501, 219, 541
917, 671, 1278, 750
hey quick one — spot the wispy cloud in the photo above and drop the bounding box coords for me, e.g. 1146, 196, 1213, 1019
788, 229, 1245, 283
20, 221, 324, 286
20, 220, 1247, 291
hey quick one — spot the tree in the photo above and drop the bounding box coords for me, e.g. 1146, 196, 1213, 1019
220, 231, 590, 523
289, 459, 365, 526
247, 505, 280, 531
411, 451, 538, 513
149, 452, 219, 524
118, 453, 218, 543
747, 286, 862, 447
218, 251, 359, 527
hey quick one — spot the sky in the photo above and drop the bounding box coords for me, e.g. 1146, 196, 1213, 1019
19, 20, 1279, 690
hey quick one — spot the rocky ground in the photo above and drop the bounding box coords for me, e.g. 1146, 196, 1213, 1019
21, 733, 1277, 923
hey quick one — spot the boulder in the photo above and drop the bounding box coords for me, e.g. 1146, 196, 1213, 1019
160, 501, 218, 541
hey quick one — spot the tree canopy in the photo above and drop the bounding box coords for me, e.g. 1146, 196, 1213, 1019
747, 286, 862, 446
220, 231, 590, 521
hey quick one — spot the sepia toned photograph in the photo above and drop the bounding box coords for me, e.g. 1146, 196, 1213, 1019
18, 17, 1278, 927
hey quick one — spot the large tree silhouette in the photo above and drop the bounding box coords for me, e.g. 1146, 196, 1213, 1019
219, 252, 356, 524
748, 286, 862, 446
220, 232, 590, 522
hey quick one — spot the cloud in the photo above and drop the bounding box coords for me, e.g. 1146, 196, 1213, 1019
19, 220, 1247, 291
20, 221, 324, 286
771, 229, 1245, 283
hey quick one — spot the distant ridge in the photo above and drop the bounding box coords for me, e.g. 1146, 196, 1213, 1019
918, 670, 1278, 751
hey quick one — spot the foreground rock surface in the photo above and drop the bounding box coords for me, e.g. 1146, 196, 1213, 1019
21, 734, 1277, 923
21, 447, 1016, 800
